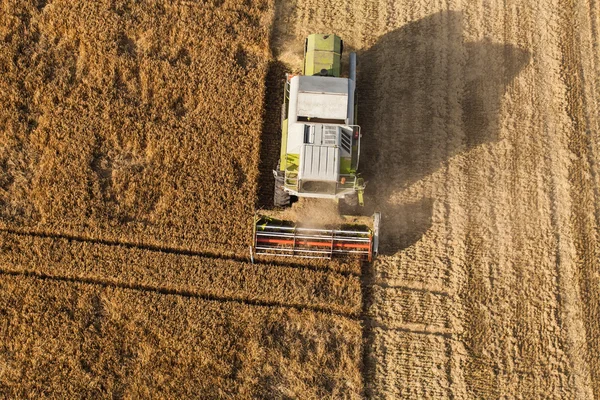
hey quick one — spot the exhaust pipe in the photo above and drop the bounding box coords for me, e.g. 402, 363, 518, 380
347, 52, 357, 125
349, 52, 357, 82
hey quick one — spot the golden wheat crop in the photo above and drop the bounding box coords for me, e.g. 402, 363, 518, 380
0, 0, 272, 253
0, 230, 362, 316
0, 1, 370, 397
0, 274, 363, 398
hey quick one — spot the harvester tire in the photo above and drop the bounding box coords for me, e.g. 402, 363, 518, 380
274, 174, 290, 207
343, 192, 359, 207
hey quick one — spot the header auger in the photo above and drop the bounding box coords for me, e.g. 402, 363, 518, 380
253, 213, 380, 261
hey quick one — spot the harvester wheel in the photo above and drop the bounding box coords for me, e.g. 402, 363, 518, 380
343, 192, 359, 207
274, 174, 290, 207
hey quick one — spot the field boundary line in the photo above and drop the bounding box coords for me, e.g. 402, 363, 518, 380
0, 266, 359, 320
0, 227, 359, 278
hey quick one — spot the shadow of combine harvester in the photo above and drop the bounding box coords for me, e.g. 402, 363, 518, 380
357, 12, 530, 255
257, 10, 529, 257
254, 7, 530, 398
352, 11, 530, 397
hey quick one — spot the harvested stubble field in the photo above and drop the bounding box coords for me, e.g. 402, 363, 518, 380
1, 0, 600, 399
268, 0, 600, 398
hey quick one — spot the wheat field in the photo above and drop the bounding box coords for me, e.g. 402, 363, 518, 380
0, 0, 364, 397
1, 0, 599, 398
267, 0, 600, 397
0, 0, 272, 253
0, 274, 362, 398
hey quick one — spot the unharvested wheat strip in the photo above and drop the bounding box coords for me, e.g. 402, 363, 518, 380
0, 231, 362, 316
0, 274, 363, 398
0, 0, 273, 254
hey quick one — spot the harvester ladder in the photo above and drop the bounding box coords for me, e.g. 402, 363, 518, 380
284, 171, 299, 189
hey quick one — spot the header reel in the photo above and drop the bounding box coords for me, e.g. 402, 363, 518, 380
252, 213, 380, 262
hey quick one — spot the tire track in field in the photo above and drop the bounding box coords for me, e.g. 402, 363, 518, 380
533, 0, 594, 396
454, 0, 549, 395
559, 0, 600, 395
459, 4, 510, 393
500, 0, 579, 396
0, 267, 359, 319
441, 2, 470, 397
0, 227, 358, 278
507, 1, 570, 394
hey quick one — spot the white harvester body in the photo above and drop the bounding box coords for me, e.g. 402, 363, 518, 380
253, 34, 380, 262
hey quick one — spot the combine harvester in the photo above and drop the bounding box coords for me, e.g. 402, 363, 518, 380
253, 34, 380, 261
